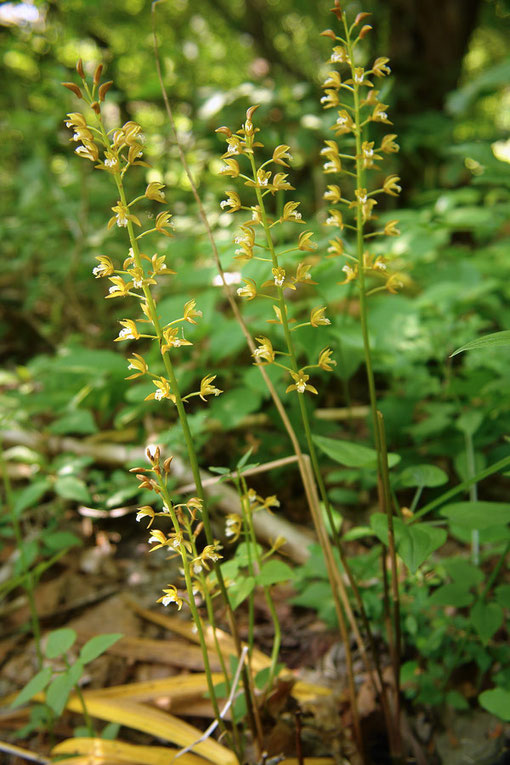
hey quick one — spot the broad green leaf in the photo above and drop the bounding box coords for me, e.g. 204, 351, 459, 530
479, 687, 510, 721
79, 633, 123, 664
399, 464, 448, 488
54, 476, 91, 504
451, 330, 510, 357
455, 411, 484, 437
441, 558, 484, 588
13, 478, 51, 517
370, 514, 446, 572
440, 501, 510, 530
42, 531, 82, 552
46, 671, 76, 717
397, 525, 447, 573
49, 410, 98, 436
429, 583, 474, 608
470, 601, 503, 644
11, 667, 52, 708
256, 560, 293, 586
45, 628, 77, 659
228, 576, 255, 611
313, 435, 400, 469
495, 584, 510, 609
446, 690, 469, 710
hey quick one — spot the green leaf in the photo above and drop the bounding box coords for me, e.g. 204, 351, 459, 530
397, 525, 447, 573
11, 667, 52, 708
45, 628, 77, 659
101, 723, 121, 740
256, 560, 293, 586
429, 583, 474, 607
13, 478, 51, 517
479, 687, 510, 721
440, 501, 510, 530
445, 690, 469, 710
399, 464, 448, 488
54, 476, 91, 504
313, 435, 400, 469
451, 330, 510, 357
49, 410, 98, 436
470, 601, 503, 644
42, 531, 82, 552
228, 576, 255, 611
455, 411, 484, 438
495, 584, 510, 609
46, 671, 76, 717
442, 558, 484, 588
79, 633, 123, 664
370, 514, 446, 572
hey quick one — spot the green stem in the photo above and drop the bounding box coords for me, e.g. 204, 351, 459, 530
0, 440, 43, 667
64, 657, 94, 737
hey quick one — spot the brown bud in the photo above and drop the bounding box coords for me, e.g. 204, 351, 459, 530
98, 80, 113, 101
76, 59, 85, 79
62, 82, 83, 99
354, 12, 371, 25
194, 521, 204, 538
129, 466, 146, 473
215, 126, 232, 137
146, 445, 161, 463
320, 29, 337, 39
329, 2, 342, 20
93, 63, 103, 86
163, 457, 174, 474
359, 24, 372, 39
91, 101, 101, 115
246, 104, 260, 121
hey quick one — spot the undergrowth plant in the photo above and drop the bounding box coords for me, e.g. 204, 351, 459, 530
19, 1, 506, 763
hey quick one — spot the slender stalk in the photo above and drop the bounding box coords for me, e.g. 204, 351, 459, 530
0, 440, 43, 667
464, 431, 480, 565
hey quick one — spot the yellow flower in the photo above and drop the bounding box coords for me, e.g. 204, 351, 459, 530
380, 134, 399, 154
145, 182, 166, 203
271, 173, 295, 192
225, 514, 242, 542
272, 145, 293, 166
155, 211, 174, 237
115, 319, 140, 342
122, 121, 145, 146
294, 262, 317, 285
322, 71, 342, 89
92, 255, 115, 278
161, 327, 192, 353
298, 231, 317, 251
252, 336, 275, 364
220, 191, 242, 213
360, 140, 382, 169
327, 238, 344, 257
148, 529, 170, 552
150, 253, 175, 276
127, 266, 156, 290
329, 45, 349, 64
105, 276, 132, 299
236, 277, 257, 300
108, 201, 141, 230
321, 140, 342, 172
272, 266, 286, 287
281, 201, 304, 223
157, 584, 183, 609
199, 375, 223, 401
219, 158, 240, 177
324, 185, 342, 204
286, 370, 318, 395
331, 110, 354, 136
386, 273, 405, 294
64, 112, 87, 129
371, 103, 392, 124
75, 140, 99, 162
320, 89, 340, 109
145, 377, 176, 403
183, 298, 202, 324
126, 352, 148, 379
135, 506, 155, 527
318, 347, 336, 371
310, 306, 331, 327
221, 134, 244, 157
383, 175, 402, 196
372, 57, 391, 77
246, 168, 272, 188
325, 209, 344, 229
383, 219, 400, 236
339, 263, 358, 285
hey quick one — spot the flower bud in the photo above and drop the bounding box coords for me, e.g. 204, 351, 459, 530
91, 101, 101, 115
76, 59, 85, 79
163, 457, 174, 474
98, 80, 113, 101
354, 12, 371, 25
359, 24, 372, 39
320, 29, 337, 39
93, 63, 103, 86
62, 82, 83, 99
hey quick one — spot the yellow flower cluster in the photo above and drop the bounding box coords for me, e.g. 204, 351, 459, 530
216, 107, 336, 396
320, 8, 407, 295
